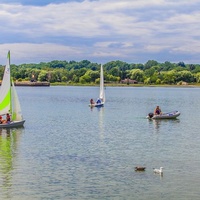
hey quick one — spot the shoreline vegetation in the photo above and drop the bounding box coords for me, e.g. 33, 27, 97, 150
2, 81, 199, 87
0, 81, 50, 87
50, 82, 200, 87
1, 59, 200, 87
1, 80, 199, 87
15, 81, 50, 86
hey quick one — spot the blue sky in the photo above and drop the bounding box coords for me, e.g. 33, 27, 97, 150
0, 0, 200, 65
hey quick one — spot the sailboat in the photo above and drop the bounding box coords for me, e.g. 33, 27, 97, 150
89, 64, 105, 107
0, 51, 25, 128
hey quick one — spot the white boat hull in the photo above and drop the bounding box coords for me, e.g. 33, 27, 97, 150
147, 111, 180, 119
0, 120, 25, 128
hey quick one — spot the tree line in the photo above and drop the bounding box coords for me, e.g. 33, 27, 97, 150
1, 59, 200, 85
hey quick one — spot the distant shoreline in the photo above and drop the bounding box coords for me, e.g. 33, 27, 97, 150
14, 81, 50, 86
0, 81, 199, 87
51, 82, 200, 87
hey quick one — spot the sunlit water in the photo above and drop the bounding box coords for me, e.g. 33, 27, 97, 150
0, 86, 200, 200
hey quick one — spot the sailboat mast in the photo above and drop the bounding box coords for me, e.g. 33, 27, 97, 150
8, 51, 12, 114
8, 50, 10, 66
99, 64, 105, 102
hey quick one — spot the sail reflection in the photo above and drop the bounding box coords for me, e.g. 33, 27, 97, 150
0, 128, 23, 199
98, 107, 105, 139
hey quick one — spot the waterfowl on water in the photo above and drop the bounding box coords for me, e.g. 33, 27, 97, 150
135, 166, 146, 171
153, 167, 164, 174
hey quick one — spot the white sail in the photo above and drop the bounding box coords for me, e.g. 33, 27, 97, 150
99, 64, 105, 103
0, 51, 11, 115
11, 80, 23, 121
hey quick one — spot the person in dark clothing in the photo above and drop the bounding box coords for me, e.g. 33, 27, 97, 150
154, 106, 162, 115
96, 98, 101, 104
90, 98, 94, 104
6, 113, 11, 123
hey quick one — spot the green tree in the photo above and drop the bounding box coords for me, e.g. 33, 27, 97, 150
107, 74, 120, 82
38, 70, 48, 81
79, 74, 91, 83
161, 70, 177, 84
72, 75, 79, 83
176, 70, 194, 82
128, 69, 144, 82
85, 70, 99, 82
144, 60, 158, 70
195, 72, 200, 83
161, 61, 175, 71
177, 62, 186, 68
61, 76, 67, 82
0, 66, 5, 80
109, 67, 121, 77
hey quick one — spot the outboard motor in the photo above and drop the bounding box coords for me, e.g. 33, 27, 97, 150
148, 113, 154, 118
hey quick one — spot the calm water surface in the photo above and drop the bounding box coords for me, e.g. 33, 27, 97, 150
0, 86, 200, 200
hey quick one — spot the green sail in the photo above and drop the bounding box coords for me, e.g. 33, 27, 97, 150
0, 90, 11, 112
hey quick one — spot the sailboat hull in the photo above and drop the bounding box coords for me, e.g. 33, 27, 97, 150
89, 102, 104, 107
0, 120, 25, 128
94, 103, 104, 107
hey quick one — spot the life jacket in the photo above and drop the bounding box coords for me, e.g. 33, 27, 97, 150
155, 109, 160, 114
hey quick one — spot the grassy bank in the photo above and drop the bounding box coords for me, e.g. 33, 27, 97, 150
50, 82, 200, 87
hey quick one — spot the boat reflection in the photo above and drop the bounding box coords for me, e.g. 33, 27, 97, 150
90, 105, 104, 112
0, 128, 24, 199
148, 119, 180, 133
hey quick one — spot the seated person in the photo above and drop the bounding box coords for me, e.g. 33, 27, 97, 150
90, 98, 95, 105
154, 106, 162, 115
0, 116, 3, 124
6, 113, 11, 123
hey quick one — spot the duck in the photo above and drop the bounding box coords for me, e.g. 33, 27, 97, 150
135, 166, 146, 171
153, 167, 164, 174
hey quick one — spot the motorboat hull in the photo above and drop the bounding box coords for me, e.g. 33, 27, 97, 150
147, 111, 180, 119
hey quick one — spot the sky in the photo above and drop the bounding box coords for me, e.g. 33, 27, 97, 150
0, 0, 200, 65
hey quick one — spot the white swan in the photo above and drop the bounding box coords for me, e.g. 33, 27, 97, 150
153, 167, 164, 174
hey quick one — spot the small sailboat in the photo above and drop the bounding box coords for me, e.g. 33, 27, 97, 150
89, 64, 105, 107
0, 51, 25, 128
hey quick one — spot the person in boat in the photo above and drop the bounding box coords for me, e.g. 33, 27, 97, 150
0, 115, 7, 124
96, 98, 101, 104
90, 98, 95, 105
6, 113, 11, 123
0, 116, 3, 124
154, 106, 162, 115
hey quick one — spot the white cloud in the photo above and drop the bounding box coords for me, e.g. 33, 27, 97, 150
0, 0, 200, 64
0, 43, 82, 64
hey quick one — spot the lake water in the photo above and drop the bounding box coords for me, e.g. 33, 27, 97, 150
0, 86, 200, 200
